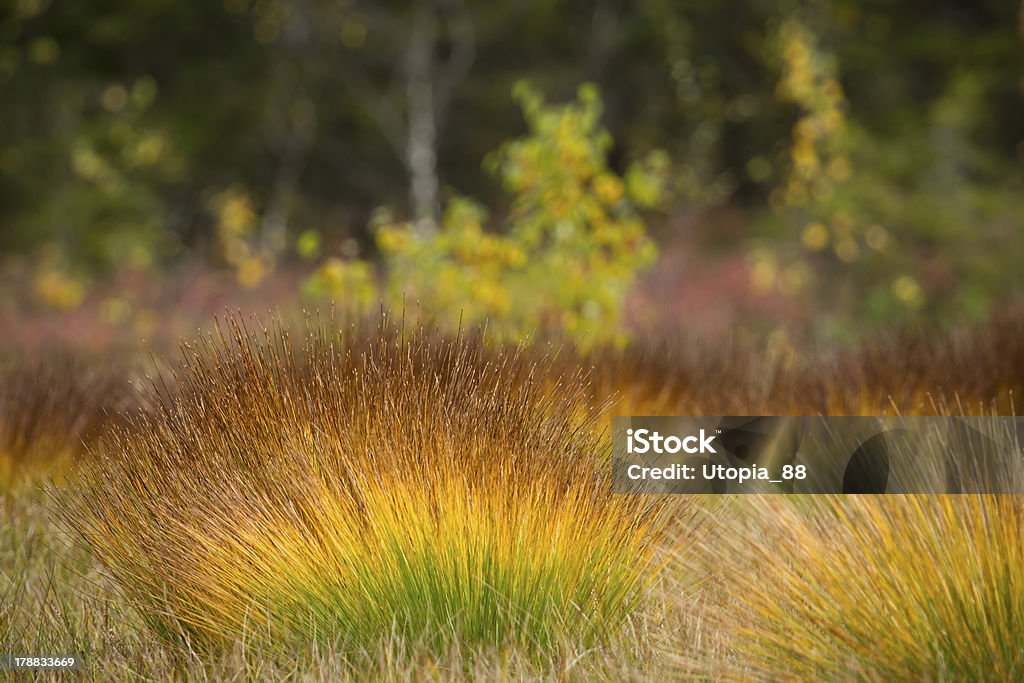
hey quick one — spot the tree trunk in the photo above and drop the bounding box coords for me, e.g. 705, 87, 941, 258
406, 4, 440, 236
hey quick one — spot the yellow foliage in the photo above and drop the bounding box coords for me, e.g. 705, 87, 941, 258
33, 264, 86, 311
209, 184, 281, 288
892, 274, 924, 308
304, 84, 667, 348
800, 222, 829, 251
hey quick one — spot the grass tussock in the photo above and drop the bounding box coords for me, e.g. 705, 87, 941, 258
687, 494, 1024, 681
0, 356, 126, 492
59, 317, 667, 657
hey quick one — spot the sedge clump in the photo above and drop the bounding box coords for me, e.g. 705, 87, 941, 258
61, 316, 665, 657
687, 494, 1024, 680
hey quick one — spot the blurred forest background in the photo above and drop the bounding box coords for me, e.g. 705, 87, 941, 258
1, 0, 1022, 351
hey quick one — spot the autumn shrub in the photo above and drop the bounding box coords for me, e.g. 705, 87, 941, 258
304, 83, 668, 347
753, 13, 1024, 334
59, 317, 666, 656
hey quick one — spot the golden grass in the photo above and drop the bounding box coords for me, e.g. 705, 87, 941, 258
680, 494, 1024, 681
58, 317, 669, 656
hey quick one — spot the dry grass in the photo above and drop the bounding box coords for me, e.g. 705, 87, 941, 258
0, 356, 128, 493
579, 305, 1024, 417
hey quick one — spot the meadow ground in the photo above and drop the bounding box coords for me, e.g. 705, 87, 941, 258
1, 309, 1023, 681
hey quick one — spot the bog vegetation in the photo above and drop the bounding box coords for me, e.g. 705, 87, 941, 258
0, 356, 126, 491
0, 311, 1022, 678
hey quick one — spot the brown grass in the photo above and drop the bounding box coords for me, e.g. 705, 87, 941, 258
579, 305, 1024, 417
0, 355, 129, 492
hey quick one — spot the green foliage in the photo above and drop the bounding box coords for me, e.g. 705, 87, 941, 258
295, 229, 322, 261
307, 83, 665, 346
